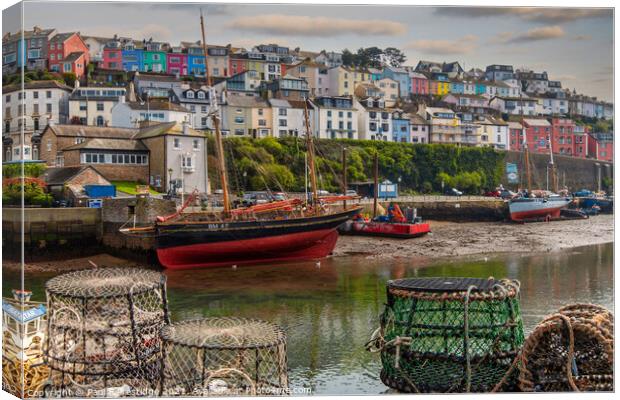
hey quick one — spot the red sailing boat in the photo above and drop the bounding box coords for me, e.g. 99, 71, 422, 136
120, 11, 360, 269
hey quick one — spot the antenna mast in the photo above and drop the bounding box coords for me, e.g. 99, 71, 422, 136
303, 99, 319, 215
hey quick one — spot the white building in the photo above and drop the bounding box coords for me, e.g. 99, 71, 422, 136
170, 83, 224, 130
309, 96, 358, 139
478, 116, 508, 149
68, 85, 126, 126
111, 99, 192, 128
2, 80, 72, 161
488, 96, 537, 116
354, 97, 392, 141
268, 99, 311, 138
82, 36, 111, 65
409, 114, 429, 144
314, 51, 343, 68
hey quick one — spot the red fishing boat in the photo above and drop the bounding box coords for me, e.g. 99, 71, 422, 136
120, 13, 360, 269
338, 154, 430, 238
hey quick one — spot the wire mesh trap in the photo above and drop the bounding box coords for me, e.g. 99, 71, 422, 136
44, 268, 169, 397
159, 317, 289, 397
367, 277, 524, 393
518, 303, 613, 392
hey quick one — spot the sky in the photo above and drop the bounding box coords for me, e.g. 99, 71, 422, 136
2, 2, 614, 101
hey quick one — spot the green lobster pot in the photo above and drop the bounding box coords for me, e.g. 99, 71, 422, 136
378, 277, 524, 393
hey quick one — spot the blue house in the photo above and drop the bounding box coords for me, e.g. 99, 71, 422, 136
184, 43, 206, 77
450, 81, 465, 94
122, 43, 144, 72
391, 110, 410, 143
474, 81, 487, 95
382, 67, 410, 98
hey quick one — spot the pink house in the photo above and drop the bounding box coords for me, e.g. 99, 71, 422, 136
166, 48, 188, 76
409, 72, 429, 95
102, 41, 123, 70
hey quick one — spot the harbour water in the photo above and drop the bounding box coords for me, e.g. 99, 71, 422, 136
3, 242, 613, 395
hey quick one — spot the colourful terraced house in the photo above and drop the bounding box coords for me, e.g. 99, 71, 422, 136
142, 41, 167, 73
121, 41, 143, 72
166, 47, 188, 76
429, 73, 450, 96
450, 80, 465, 94
381, 66, 410, 98
409, 73, 429, 95
474, 81, 487, 95
183, 42, 205, 77
102, 40, 123, 70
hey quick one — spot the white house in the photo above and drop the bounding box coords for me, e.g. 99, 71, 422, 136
488, 96, 537, 116
170, 83, 224, 130
354, 97, 392, 141
409, 114, 429, 144
111, 99, 192, 128
478, 116, 508, 149
68, 85, 126, 127
268, 99, 311, 138
309, 96, 358, 139
374, 77, 399, 107
2, 80, 72, 161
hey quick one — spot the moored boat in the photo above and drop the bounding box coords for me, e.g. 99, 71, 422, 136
340, 202, 430, 238
509, 196, 572, 221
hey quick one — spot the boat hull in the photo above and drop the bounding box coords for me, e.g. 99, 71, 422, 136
509, 198, 572, 222
155, 208, 361, 269
341, 221, 431, 238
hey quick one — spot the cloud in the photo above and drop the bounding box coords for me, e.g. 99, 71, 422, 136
572, 34, 592, 41
509, 26, 565, 42
406, 35, 479, 55
231, 37, 293, 49
437, 7, 611, 24
552, 74, 577, 81
488, 31, 514, 44
227, 14, 407, 37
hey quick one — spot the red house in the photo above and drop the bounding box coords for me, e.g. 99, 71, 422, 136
48, 32, 90, 78
550, 118, 577, 157
166, 50, 188, 76
229, 54, 248, 76
587, 133, 613, 162
102, 41, 123, 70
521, 118, 552, 155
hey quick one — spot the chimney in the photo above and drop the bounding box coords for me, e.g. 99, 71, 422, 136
74, 79, 80, 89
221, 89, 227, 104
127, 82, 136, 102
182, 120, 189, 135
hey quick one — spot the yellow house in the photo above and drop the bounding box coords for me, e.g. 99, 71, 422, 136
223, 93, 272, 138
327, 66, 372, 96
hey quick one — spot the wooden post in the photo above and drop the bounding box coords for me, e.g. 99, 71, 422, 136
342, 147, 347, 211
373, 152, 379, 218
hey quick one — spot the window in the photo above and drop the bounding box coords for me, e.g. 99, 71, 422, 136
50, 53, 55, 60
258, 119, 266, 126
186, 91, 194, 98
201, 117, 208, 126
46, 103, 52, 113
173, 138, 180, 149
201, 106, 207, 112
33, 91, 38, 99
338, 111, 343, 118
327, 111, 332, 117
46, 91, 52, 98
382, 124, 389, 132
327, 121, 332, 129
197, 91, 205, 99
34, 118, 39, 131
190, 105, 196, 112
152, 54, 160, 61
279, 108, 287, 116
5, 121, 9, 133
193, 139, 200, 150
96, 116, 104, 126
339, 121, 344, 129
369, 122, 377, 131
347, 112, 352, 118
96, 103, 104, 111
347, 121, 352, 130
234, 116, 244, 124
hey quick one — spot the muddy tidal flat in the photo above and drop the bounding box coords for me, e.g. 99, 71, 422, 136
334, 213, 614, 260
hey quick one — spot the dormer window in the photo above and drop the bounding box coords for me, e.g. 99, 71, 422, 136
186, 91, 195, 99
197, 91, 205, 99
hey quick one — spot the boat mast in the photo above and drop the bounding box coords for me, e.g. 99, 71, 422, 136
548, 131, 558, 193
519, 88, 532, 192
303, 99, 319, 214
201, 10, 230, 213
342, 147, 347, 210
373, 152, 379, 218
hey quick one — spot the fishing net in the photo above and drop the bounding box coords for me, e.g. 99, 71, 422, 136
518, 303, 613, 392
43, 268, 169, 398
159, 317, 288, 397
367, 277, 524, 393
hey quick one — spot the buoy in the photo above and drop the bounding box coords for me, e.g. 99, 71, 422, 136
315, 261, 321, 268
232, 265, 237, 269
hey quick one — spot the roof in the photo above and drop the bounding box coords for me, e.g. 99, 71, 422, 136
523, 118, 551, 127
3, 27, 56, 42
3, 80, 72, 94
425, 107, 455, 114
287, 100, 311, 109
507, 121, 523, 129
480, 116, 508, 126
133, 122, 205, 139
269, 99, 291, 108
134, 72, 181, 83
444, 93, 487, 101
63, 51, 86, 62
409, 114, 429, 125
63, 138, 148, 151
226, 93, 270, 108
43, 166, 103, 185
124, 100, 190, 113
44, 124, 139, 139
50, 32, 77, 43
409, 72, 428, 79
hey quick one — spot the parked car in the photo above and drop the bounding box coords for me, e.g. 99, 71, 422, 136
240, 191, 273, 207
345, 189, 358, 197
214, 189, 224, 195
484, 189, 501, 197
273, 192, 287, 201
317, 190, 330, 196
445, 188, 463, 196
573, 189, 594, 197
499, 189, 517, 199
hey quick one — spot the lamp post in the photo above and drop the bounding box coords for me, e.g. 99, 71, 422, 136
168, 168, 173, 196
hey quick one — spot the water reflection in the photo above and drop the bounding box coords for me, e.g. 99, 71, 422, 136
2, 243, 613, 395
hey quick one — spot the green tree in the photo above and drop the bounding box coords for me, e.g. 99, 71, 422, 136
62, 72, 77, 87
383, 47, 407, 67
